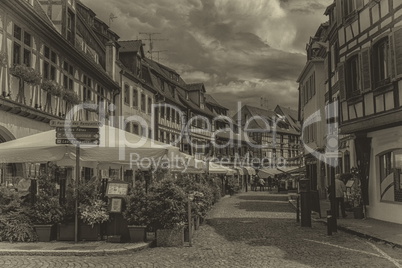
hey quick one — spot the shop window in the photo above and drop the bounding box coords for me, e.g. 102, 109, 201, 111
379, 150, 402, 203
373, 38, 391, 88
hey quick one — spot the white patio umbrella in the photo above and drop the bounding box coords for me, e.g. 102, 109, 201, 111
0, 125, 178, 164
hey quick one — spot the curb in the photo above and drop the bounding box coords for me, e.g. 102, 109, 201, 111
0, 242, 152, 256
288, 199, 402, 249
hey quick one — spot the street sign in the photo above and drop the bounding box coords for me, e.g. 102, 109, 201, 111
50, 120, 102, 128
56, 139, 99, 145
56, 127, 99, 133
56, 132, 100, 139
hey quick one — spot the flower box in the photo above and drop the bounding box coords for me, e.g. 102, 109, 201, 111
34, 224, 54, 242
79, 223, 100, 241
127, 225, 146, 243
57, 222, 75, 241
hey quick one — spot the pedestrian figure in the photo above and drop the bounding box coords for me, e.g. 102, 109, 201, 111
251, 176, 257, 191
259, 177, 265, 191
335, 174, 347, 218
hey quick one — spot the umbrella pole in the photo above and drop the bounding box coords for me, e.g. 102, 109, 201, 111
75, 144, 80, 243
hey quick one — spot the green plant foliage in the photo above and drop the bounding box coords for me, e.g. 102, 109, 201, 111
123, 181, 150, 226
41, 79, 63, 96
226, 176, 240, 195
29, 195, 63, 225
0, 186, 24, 213
62, 90, 80, 105
79, 199, 109, 227
0, 209, 37, 242
147, 178, 188, 230
10, 64, 41, 85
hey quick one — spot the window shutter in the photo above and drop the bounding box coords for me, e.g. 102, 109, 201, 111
336, 0, 343, 26
359, 47, 371, 92
338, 62, 346, 101
392, 27, 402, 79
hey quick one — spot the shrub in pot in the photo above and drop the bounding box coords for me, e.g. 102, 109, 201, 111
122, 181, 150, 243
148, 178, 187, 247
79, 199, 109, 241
30, 195, 63, 242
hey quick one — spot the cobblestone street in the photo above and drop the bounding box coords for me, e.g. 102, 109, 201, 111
1, 191, 401, 268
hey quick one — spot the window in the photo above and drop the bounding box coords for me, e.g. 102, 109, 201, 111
133, 123, 139, 135
166, 107, 171, 120
343, 0, 363, 18
147, 97, 152, 114
133, 88, 138, 108
67, 10, 75, 43
141, 93, 146, 112
373, 38, 390, 88
63, 61, 74, 90
346, 55, 359, 97
83, 75, 92, 100
13, 24, 32, 66
379, 150, 402, 203
43, 46, 57, 80
161, 105, 165, 118
124, 84, 130, 105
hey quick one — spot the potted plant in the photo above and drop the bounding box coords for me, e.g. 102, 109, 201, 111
350, 168, 364, 219
79, 199, 109, 241
62, 89, 80, 105
30, 195, 63, 242
122, 182, 150, 243
148, 178, 187, 247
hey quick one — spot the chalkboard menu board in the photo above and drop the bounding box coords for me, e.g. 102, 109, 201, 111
106, 181, 129, 197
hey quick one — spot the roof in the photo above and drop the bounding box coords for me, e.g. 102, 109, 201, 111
205, 94, 228, 110
187, 83, 205, 92
177, 94, 215, 117
215, 129, 256, 144
118, 40, 143, 53
275, 105, 301, 132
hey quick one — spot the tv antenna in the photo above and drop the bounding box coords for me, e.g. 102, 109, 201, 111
151, 50, 168, 62
139, 33, 168, 60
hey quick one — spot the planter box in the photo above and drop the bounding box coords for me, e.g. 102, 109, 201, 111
107, 235, 122, 243
127, 225, 146, 243
80, 223, 100, 241
146, 231, 155, 242
156, 227, 184, 247
34, 225, 54, 242
353, 207, 364, 219
57, 222, 75, 241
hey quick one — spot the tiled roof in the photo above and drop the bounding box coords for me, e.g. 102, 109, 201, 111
205, 94, 227, 110
118, 40, 143, 53
187, 83, 205, 92
178, 94, 215, 117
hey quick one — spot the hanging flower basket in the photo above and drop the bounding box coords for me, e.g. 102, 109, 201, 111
41, 80, 63, 97
10, 64, 41, 86
62, 90, 80, 105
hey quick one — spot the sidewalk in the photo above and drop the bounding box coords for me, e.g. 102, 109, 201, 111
288, 193, 402, 249
0, 240, 152, 256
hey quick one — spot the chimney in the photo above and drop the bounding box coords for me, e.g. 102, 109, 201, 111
105, 41, 116, 80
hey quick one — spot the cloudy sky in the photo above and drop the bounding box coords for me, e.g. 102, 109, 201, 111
81, 0, 332, 113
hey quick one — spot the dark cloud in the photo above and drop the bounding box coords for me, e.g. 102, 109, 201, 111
81, 0, 330, 111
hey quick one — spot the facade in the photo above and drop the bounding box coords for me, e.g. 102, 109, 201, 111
297, 23, 331, 198
332, 0, 402, 224
0, 0, 119, 182
306, 0, 402, 224
233, 105, 301, 168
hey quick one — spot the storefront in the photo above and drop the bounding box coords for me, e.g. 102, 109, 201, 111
367, 126, 402, 224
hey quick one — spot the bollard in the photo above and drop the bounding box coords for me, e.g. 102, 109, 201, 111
296, 196, 300, 223
327, 210, 332, 236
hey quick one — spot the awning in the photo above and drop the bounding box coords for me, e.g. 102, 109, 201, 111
234, 167, 244, 175
226, 168, 236, 176
258, 168, 282, 178
277, 166, 305, 174
243, 166, 256, 175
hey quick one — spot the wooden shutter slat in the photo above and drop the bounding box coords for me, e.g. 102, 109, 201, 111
338, 62, 346, 101
392, 27, 402, 78
360, 48, 371, 92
